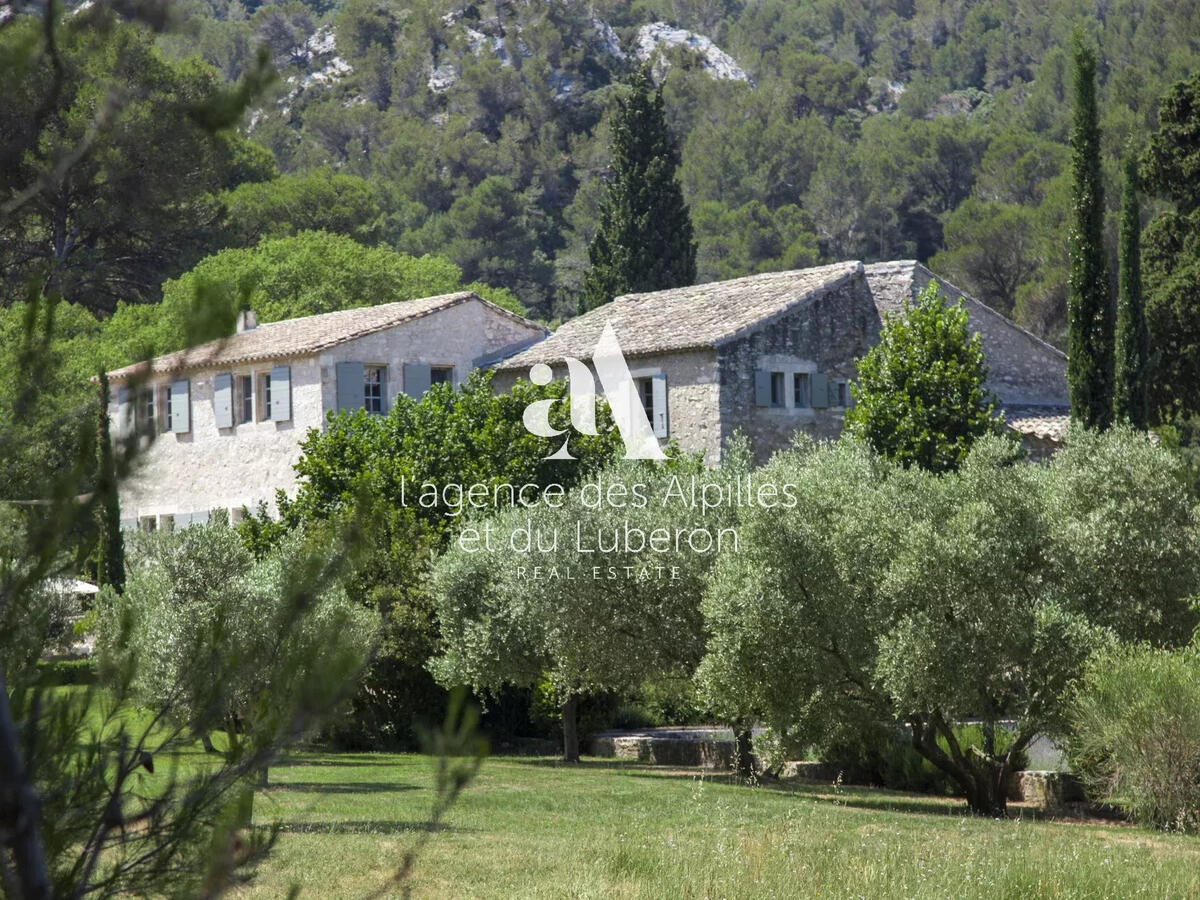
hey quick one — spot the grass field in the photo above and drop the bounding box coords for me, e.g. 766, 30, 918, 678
232, 752, 1200, 899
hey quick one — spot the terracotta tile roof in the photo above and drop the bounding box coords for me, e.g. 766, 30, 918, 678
1003, 406, 1071, 442
493, 261, 862, 369
107, 292, 543, 381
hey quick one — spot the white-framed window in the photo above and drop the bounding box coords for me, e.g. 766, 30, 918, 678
257, 372, 272, 422
139, 515, 157, 534
158, 514, 175, 533
630, 371, 669, 438
138, 387, 156, 433
430, 366, 454, 386
236, 374, 253, 424
364, 366, 387, 414
835, 379, 849, 407
793, 373, 811, 408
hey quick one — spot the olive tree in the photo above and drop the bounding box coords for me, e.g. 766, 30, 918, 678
698, 431, 1199, 815
432, 450, 746, 762
96, 522, 378, 772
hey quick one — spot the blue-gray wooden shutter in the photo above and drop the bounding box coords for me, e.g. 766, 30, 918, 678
811, 373, 829, 409
404, 363, 431, 398
213, 373, 233, 428
651, 373, 668, 438
753, 370, 772, 407
270, 365, 291, 421
336, 361, 364, 412
117, 388, 132, 437
169, 379, 191, 433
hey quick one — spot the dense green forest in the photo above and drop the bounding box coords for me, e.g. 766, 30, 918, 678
4, 0, 1200, 499
160, 0, 1200, 331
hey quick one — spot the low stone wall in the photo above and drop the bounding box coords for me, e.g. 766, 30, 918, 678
591, 729, 1084, 809
1017, 771, 1086, 807
777, 761, 842, 782
591, 729, 735, 768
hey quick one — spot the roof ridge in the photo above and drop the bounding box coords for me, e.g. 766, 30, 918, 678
493, 260, 864, 369
106, 291, 542, 381
906, 262, 1067, 361
712, 261, 863, 348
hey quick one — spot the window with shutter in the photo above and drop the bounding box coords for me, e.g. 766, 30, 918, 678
403, 363, 431, 398
364, 366, 387, 413
138, 388, 156, 434
257, 372, 272, 421
811, 373, 829, 409
116, 388, 132, 438
651, 373, 668, 438
235, 375, 253, 424
793, 373, 811, 408
753, 370, 772, 407
430, 366, 454, 386
213, 373, 234, 429
770, 372, 785, 407
169, 379, 191, 433
634, 377, 654, 421
336, 361, 365, 412
269, 366, 291, 422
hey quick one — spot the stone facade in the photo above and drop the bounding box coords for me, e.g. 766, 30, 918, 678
492, 261, 1069, 463
111, 296, 544, 529
715, 273, 877, 456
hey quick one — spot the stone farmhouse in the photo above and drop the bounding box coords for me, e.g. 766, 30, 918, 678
492, 260, 1069, 462
106, 292, 546, 531
107, 260, 1070, 528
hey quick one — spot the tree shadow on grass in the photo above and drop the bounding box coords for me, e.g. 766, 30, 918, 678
505, 757, 1031, 820
506, 757, 664, 772
265, 781, 421, 795
275, 756, 401, 769
270, 821, 470, 836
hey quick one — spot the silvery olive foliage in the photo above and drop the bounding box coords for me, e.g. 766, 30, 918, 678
697, 429, 1199, 815
95, 521, 379, 744
431, 445, 749, 714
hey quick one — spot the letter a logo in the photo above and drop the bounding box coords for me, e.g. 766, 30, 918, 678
522, 322, 666, 460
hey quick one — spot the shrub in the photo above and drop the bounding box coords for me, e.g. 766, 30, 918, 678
1070, 643, 1200, 831
36, 657, 96, 687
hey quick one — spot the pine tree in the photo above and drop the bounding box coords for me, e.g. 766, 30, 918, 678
1114, 153, 1150, 428
579, 66, 696, 313
1066, 36, 1115, 430
95, 372, 125, 593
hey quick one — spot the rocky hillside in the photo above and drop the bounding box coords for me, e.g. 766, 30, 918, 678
159, 0, 1200, 335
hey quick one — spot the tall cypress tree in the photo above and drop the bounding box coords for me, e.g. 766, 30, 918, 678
1066, 37, 1115, 430
1114, 153, 1150, 428
95, 372, 125, 593
579, 66, 696, 313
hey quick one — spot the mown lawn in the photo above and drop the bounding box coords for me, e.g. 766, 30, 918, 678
233, 752, 1200, 899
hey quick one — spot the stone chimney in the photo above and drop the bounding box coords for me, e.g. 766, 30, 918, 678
236, 310, 258, 333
